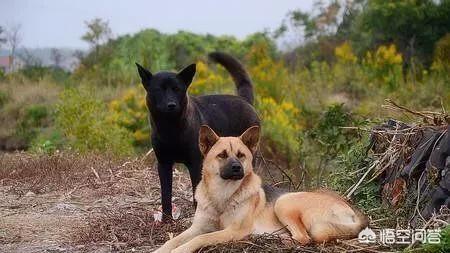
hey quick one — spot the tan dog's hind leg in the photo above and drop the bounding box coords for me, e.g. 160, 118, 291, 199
274, 192, 367, 244
274, 197, 311, 244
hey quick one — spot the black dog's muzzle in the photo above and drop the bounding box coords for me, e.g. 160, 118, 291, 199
220, 158, 244, 180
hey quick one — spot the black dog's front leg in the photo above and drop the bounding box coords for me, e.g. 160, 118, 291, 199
157, 162, 174, 221
187, 161, 202, 208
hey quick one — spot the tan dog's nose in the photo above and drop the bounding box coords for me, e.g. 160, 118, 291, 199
220, 158, 244, 180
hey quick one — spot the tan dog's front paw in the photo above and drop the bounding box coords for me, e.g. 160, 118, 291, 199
171, 245, 193, 253
153, 245, 172, 253
292, 234, 312, 245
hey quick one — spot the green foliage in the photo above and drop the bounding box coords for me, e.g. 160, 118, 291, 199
304, 104, 364, 158
299, 104, 370, 188
81, 18, 112, 61
258, 97, 302, 163
351, 0, 450, 66
55, 88, 133, 156
0, 68, 5, 80
30, 129, 65, 154
15, 104, 50, 143
329, 137, 380, 210
74, 29, 277, 86
420, 225, 450, 253
432, 33, 450, 73
19, 66, 70, 83
0, 90, 9, 108
107, 87, 150, 149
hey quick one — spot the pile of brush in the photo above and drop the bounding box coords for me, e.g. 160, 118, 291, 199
368, 99, 450, 226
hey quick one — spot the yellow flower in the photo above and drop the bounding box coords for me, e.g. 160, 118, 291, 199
134, 130, 149, 142
335, 42, 357, 64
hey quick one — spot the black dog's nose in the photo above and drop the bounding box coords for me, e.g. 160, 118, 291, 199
167, 102, 177, 110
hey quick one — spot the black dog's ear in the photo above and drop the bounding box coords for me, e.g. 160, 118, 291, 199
177, 63, 196, 87
199, 125, 219, 156
240, 126, 260, 154
135, 63, 152, 89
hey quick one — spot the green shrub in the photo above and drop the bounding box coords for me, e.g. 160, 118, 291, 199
329, 137, 381, 210
0, 90, 9, 108
432, 33, 450, 73
107, 87, 151, 149
30, 128, 65, 154
305, 104, 364, 158
15, 104, 50, 144
19, 66, 70, 83
299, 104, 369, 187
257, 96, 302, 164
55, 88, 133, 156
420, 225, 450, 253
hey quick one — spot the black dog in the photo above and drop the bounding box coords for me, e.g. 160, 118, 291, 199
136, 52, 260, 220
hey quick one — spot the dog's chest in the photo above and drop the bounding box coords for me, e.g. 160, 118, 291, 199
152, 133, 198, 162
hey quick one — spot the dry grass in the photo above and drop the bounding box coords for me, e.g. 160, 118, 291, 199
0, 152, 121, 194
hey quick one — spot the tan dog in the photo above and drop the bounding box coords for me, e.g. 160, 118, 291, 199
154, 126, 368, 253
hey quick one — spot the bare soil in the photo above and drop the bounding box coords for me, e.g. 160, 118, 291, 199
0, 152, 194, 253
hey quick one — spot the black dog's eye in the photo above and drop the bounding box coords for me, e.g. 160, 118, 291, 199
217, 151, 227, 159
237, 151, 245, 159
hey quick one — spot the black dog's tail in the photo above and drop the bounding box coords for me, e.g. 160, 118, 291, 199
208, 52, 254, 105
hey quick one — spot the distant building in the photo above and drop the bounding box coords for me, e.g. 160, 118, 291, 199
0, 55, 11, 73
0, 55, 24, 73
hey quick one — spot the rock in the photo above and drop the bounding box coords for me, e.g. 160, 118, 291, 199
25, 191, 35, 197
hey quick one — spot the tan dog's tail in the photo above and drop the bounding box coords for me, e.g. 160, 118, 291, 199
208, 52, 254, 105
318, 190, 369, 233
328, 206, 369, 240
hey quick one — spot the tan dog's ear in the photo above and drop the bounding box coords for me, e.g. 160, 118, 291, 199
240, 126, 260, 154
199, 125, 219, 156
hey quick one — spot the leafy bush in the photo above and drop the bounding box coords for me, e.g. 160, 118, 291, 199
18, 66, 70, 83
30, 129, 65, 154
108, 87, 150, 149
56, 88, 133, 156
328, 136, 380, 210
420, 225, 450, 253
15, 104, 51, 144
299, 104, 369, 187
432, 33, 450, 73
189, 60, 232, 96
363, 44, 403, 91
258, 97, 302, 163
0, 90, 9, 108
247, 43, 290, 101
305, 104, 364, 158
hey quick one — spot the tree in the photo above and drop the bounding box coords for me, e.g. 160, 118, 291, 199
5, 24, 22, 71
350, 0, 450, 67
81, 18, 112, 61
276, 0, 357, 67
18, 48, 42, 67
50, 48, 64, 68
0, 26, 6, 50
278, 0, 353, 43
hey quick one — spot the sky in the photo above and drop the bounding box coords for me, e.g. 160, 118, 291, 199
0, 0, 314, 49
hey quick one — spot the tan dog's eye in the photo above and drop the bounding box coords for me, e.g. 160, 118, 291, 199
237, 151, 245, 159
217, 151, 228, 159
